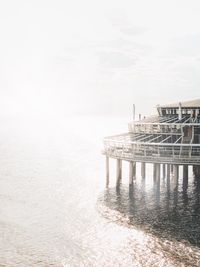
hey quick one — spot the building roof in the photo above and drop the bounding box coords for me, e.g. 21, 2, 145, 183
160, 99, 200, 108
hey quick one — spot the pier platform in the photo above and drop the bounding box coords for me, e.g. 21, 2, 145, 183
103, 99, 200, 186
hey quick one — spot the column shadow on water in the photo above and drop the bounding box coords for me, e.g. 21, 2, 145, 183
97, 175, 200, 247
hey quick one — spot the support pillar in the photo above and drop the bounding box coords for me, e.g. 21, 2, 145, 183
129, 161, 136, 184
116, 159, 122, 187
133, 162, 136, 180
156, 163, 161, 181
183, 165, 188, 189
153, 163, 157, 181
197, 166, 200, 177
193, 165, 196, 177
171, 164, 173, 172
183, 165, 188, 180
173, 165, 179, 184
141, 162, 146, 179
162, 164, 166, 178
129, 162, 134, 185
167, 164, 170, 178
193, 165, 200, 178
106, 156, 109, 187
119, 160, 122, 182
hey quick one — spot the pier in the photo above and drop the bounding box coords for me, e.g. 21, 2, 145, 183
103, 99, 200, 187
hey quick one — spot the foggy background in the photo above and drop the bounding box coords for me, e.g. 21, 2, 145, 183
0, 0, 200, 119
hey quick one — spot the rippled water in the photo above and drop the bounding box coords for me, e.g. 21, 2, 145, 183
98, 174, 200, 266
0, 117, 200, 267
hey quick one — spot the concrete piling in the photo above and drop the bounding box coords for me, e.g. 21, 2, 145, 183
167, 164, 170, 178
173, 165, 179, 185
141, 162, 146, 179
183, 165, 188, 180
153, 163, 160, 182
116, 159, 122, 186
133, 162, 136, 180
156, 163, 161, 181
153, 163, 157, 181
129, 162, 134, 185
193, 165, 200, 178
129, 161, 136, 185
106, 159, 200, 188
183, 165, 188, 187
171, 164, 173, 172
106, 156, 109, 187
162, 164, 166, 178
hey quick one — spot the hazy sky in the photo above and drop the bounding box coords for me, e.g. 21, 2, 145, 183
1, 0, 200, 118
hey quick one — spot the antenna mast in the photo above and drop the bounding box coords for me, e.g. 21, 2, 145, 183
133, 104, 135, 121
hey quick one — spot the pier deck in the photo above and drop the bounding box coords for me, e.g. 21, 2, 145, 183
103, 100, 200, 186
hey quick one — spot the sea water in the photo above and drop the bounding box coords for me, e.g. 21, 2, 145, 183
0, 116, 199, 267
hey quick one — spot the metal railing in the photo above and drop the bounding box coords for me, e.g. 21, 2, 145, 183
103, 140, 200, 164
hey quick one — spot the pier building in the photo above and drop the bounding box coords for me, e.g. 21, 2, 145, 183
103, 99, 200, 187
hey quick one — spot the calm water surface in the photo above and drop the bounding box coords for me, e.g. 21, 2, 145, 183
0, 117, 200, 267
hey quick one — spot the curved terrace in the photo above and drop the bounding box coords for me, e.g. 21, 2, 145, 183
103, 99, 200, 187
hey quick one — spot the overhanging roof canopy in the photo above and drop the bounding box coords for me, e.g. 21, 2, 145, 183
159, 99, 200, 108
